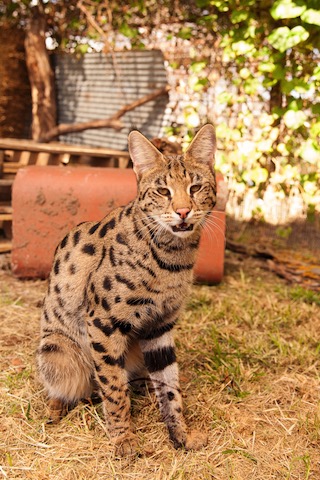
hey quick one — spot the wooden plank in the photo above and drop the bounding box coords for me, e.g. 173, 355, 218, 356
0, 213, 12, 221
0, 241, 12, 253
59, 153, 71, 165
118, 156, 130, 168
3, 163, 21, 174
19, 150, 32, 165
0, 150, 4, 177
0, 139, 130, 158
36, 152, 51, 165
12, 151, 23, 163
0, 204, 13, 214
0, 179, 13, 187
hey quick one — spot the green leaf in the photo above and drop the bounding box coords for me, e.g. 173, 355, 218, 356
178, 27, 193, 40
119, 22, 138, 39
243, 167, 269, 185
313, 66, 320, 80
288, 99, 303, 111
190, 61, 207, 74
75, 44, 89, 54
281, 78, 310, 94
283, 109, 307, 129
301, 9, 320, 26
267, 26, 309, 52
231, 40, 255, 55
312, 103, 320, 115
231, 10, 249, 23
310, 121, 320, 138
258, 62, 276, 73
217, 92, 234, 105
273, 65, 286, 80
270, 0, 306, 20
239, 67, 251, 79
188, 75, 208, 92
299, 139, 320, 163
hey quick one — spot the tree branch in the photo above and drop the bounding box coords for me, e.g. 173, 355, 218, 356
40, 85, 170, 143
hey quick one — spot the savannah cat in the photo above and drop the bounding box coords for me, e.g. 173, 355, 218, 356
37, 124, 217, 456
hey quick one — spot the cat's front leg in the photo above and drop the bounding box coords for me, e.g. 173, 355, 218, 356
89, 326, 138, 456
139, 333, 208, 450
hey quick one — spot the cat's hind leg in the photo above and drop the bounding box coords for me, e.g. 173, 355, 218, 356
37, 333, 94, 422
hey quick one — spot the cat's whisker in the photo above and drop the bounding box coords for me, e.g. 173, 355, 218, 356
204, 217, 226, 238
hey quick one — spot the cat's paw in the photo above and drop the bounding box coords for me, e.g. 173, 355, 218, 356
47, 398, 67, 424
185, 430, 208, 450
114, 433, 139, 458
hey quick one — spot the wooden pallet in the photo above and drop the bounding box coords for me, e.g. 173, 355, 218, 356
0, 138, 131, 250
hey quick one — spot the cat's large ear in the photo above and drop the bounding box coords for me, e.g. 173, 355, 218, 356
185, 124, 216, 169
128, 131, 164, 179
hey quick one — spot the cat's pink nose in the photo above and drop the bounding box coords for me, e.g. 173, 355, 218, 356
176, 208, 190, 219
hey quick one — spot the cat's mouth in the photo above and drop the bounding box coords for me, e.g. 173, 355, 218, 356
172, 222, 194, 233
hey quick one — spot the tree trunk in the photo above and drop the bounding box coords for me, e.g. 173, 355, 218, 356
24, 6, 56, 141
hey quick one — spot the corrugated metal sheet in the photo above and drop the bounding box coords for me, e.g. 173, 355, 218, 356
54, 50, 170, 150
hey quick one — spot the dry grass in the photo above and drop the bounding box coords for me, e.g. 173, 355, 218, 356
0, 252, 319, 479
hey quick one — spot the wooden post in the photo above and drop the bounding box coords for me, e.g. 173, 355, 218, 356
24, 5, 56, 141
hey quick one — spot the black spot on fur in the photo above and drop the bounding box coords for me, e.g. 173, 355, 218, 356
54, 259, 60, 275
109, 246, 116, 266
102, 354, 125, 368
142, 280, 161, 293
60, 234, 68, 249
40, 343, 60, 353
103, 276, 112, 291
101, 298, 110, 311
92, 342, 106, 353
88, 222, 100, 235
98, 374, 108, 384
126, 297, 155, 306
150, 246, 193, 272
57, 296, 65, 308
69, 264, 76, 275
125, 205, 133, 216
99, 218, 116, 238
167, 391, 175, 401
110, 316, 132, 335
116, 233, 127, 245
115, 296, 121, 303
144, 346, 176, 373
136, 260, 156, 278
82, 243, 96, 256
115, 274, 136, 290
104, 395, 119, 405
97, 246, 107, 270
73, 230, 81, 246
93, 317, 113, 336
139, 322, 175, 340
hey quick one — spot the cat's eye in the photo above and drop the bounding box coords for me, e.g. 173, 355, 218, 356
157, 187, 171, 197
190, 184, 202, 194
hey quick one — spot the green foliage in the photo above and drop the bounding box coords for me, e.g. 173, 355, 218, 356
1, 0, 319, 216
187, 0, 320, 216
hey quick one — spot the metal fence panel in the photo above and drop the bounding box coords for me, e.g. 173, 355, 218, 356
54, 50, 169, 150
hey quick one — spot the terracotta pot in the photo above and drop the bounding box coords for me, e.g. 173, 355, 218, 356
12, 166, 225, 283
